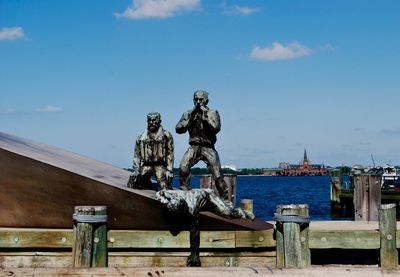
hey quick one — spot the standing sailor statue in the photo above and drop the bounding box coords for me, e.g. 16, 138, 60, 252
176, 91, 229, 200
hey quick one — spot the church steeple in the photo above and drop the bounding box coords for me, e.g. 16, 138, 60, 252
303, 149, 309, 167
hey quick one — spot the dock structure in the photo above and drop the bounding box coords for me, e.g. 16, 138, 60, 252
1, 132, 400, 273
331, 172, 400, 220
0, 219, 399, 269
2, 267, 399, 277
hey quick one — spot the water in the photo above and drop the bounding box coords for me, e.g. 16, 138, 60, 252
172, 175, 332, 221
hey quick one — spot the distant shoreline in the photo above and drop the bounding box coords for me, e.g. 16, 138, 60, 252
190, 174, 329, 177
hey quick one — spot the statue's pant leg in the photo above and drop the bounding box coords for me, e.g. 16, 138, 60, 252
155, 165, 171, 190
179, 146, 199, 190
187, 214, 201, 267
138, 166, 154, 190
201, 147, 229, 200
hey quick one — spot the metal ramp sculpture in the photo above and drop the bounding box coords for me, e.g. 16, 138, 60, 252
0, 131, 272, 231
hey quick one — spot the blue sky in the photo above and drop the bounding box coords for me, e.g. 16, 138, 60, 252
1, 0, 400, 168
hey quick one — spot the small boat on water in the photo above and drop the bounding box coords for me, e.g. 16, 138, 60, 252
349, 164, 400, 190
331, 164, 400, 219
367, 164, 400, 190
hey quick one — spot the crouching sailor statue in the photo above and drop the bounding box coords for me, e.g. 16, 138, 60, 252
127, 112, 174, 190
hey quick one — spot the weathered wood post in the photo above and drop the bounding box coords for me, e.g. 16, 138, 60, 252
298, 204, 311, 267
275, 204, 311, 268
200, 174, 237, 204
379, 203, 398, 269
240, 199, 253, 213
354, 175, 381, 221
72, 206, 108, 267
330, 169, 342, 216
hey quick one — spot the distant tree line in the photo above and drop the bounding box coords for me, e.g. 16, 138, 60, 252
124, 166, 354, 176
124, 167, 238, 175
172, 167, 238, 176
236, 168, 265, 175
338, 166, 352, 175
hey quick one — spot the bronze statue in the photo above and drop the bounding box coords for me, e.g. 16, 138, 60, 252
156, 188, 254, 267
128, 112, 174, 190
176, 91, 228, 200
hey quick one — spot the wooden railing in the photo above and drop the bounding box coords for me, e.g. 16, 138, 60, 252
0, 204, 399, 269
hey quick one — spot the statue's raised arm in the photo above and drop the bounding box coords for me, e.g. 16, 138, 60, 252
175, 110, 191, 134
202, 108, 221, 133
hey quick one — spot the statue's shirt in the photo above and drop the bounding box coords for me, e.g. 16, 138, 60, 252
137, 127, 169, 163
176, 108, 221, 148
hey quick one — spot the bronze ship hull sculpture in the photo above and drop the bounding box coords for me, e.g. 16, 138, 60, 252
0, 131, 272, 231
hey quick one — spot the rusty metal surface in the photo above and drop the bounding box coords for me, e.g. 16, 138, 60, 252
0, 132, 272, 231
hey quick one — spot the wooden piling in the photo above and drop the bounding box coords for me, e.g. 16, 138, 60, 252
275, 204, 310, 268
200, 174, 237, 204
275, 218, 285, 268
72, 206, 108, 267
354, 175, 381, 221
330, 170, 342, 216
298, 204, 311, 267
240, 199, 253, 213
379, 204, 398, 269
92, 207, 108, 267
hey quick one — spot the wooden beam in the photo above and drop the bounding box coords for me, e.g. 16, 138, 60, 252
235, 230, 275, 248
0, 228, 72, 248
0, 220, 397, 251
309, 230, 380, 249
108, 231, 236, 249
3, 266, 400, 277
0, 228, 267, 249
0, 251, 276, 268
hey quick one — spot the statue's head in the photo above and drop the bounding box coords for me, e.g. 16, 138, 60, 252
193, 90, 209, 108
147, 112, 161, 132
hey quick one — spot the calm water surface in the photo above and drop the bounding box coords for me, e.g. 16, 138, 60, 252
172, 175, 332, 221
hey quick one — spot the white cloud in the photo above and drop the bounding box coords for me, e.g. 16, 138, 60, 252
36, 105, 64, 113
115, 0, 201, 20
382, 128, 400, 135
250, 41, 311, 61
0, 27, 25, 41
319, 43, 335, 52
0, 108, 17, 114
225, 5, 260, 16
